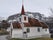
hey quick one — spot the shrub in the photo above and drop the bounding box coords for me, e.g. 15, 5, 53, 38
0, 30, 9, 35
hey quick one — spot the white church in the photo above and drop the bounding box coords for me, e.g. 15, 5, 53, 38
7, 0, 50, 39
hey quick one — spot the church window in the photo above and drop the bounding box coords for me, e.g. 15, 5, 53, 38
37, 27, 40, 32
24, 16, 26, 20
45, 29, 47, 31
27, 28, 30, 33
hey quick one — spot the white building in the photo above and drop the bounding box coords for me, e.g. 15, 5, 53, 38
7, 1, 50, 39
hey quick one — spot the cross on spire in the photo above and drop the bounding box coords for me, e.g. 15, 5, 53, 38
21, 0, 25, 15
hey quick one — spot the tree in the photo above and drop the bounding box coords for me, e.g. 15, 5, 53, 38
1, 20, 10, 29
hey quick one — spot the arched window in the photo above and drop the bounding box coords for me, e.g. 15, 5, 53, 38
27, 28, 30, 33
37, 27, 40, 32
24, 16, 26, 21
45, 29, 47, 31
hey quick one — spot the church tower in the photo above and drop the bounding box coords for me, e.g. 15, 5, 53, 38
20, 0, 28, 23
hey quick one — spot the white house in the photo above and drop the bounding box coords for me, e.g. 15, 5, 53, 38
7, 2, 50, 39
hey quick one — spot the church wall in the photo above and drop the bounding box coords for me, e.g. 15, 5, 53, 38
11, 27, 50, 38
42, 28, 50, 35
21, 15, 28, 23
42, 28, 49, 34
23, 27, 43, 38
12, 29, 23, 38
42, 28, 50, 37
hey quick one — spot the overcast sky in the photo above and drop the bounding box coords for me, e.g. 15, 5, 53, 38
0, 0, 53, 18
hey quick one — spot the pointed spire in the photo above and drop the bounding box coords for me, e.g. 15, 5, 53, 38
21, 0, 25, 15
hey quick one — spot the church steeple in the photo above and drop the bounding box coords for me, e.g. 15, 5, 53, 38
20, 0, 28, 23
21, 0, 25, 15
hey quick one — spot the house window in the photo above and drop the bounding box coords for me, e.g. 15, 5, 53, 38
37, 27, 40, 32
24, 16, 26, 21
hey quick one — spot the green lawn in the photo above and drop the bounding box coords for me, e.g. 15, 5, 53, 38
10, 37, 53, 40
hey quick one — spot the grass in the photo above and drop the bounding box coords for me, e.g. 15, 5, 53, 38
0, 29, 9, 35
10, 37, 53, 40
